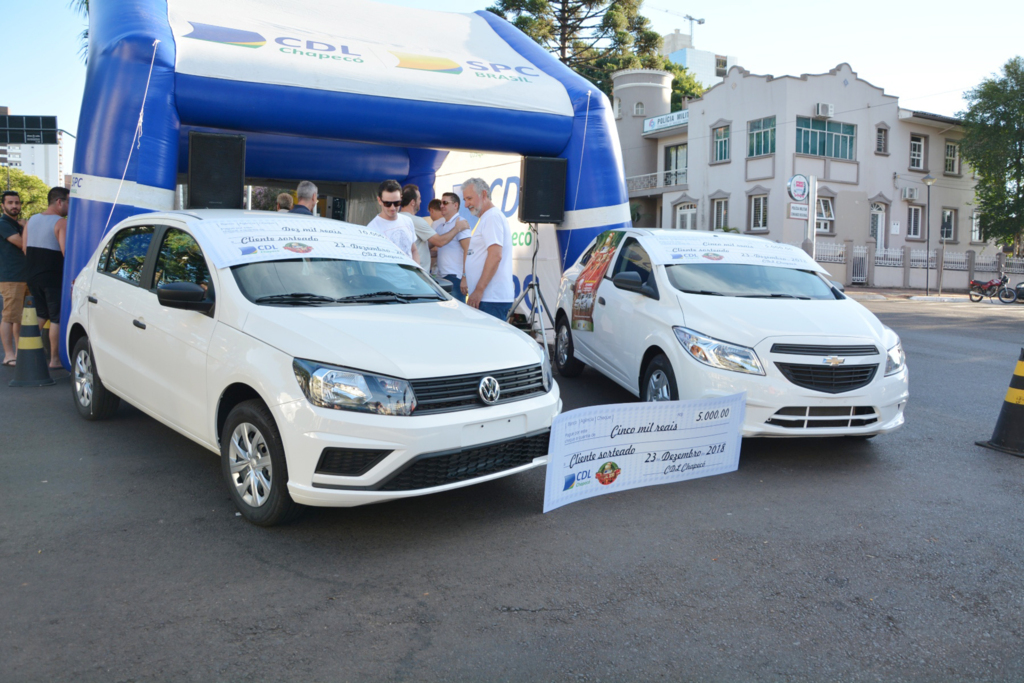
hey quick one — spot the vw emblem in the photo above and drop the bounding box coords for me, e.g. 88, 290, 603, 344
823, 356, 846, 367
479, 376, 501, 404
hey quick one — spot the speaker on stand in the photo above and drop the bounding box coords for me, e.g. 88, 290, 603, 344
187, 132, 246, 210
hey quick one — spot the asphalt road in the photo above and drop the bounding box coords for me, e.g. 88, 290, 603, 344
2, 299, 1023, 682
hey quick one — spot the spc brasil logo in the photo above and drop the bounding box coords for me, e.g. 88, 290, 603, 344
183, 22, 266, 48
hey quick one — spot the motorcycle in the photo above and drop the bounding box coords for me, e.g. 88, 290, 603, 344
968, 274, 1017, 303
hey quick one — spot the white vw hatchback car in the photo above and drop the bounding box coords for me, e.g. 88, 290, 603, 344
554, 229, 908, 438
67, 211, 559, 525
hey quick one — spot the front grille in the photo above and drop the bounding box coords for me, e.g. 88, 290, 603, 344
410, 364, 546, 415
379, 430, 550, 491
771, 343, 879, 356
315, 448, 392, 476
775, 362, 878, 394
766, 406, 879, 429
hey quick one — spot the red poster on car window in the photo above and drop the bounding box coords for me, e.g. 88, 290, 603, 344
571, 231, 625, 332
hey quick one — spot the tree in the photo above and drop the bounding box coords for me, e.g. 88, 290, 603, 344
70, 0, 89, 64
959, 56, 1024, 251
1, 167, 51, 220
488, 0, 701, 106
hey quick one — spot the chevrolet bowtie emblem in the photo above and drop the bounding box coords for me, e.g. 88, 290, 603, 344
823, 356, 846, 366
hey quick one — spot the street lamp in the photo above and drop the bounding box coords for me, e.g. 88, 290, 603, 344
923, 174, 936, 296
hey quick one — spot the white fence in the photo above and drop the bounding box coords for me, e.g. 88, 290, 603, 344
975, 256, 1000, 272
815, 242, 845, 263
874, 247, 902, 268
625, 170, 687, 193
942, 250, 969, 271
910, 249, 936, 269
1006, 257, 1024, 274
851, 246, 868, 283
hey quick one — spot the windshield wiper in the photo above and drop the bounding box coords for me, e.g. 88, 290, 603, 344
335, 290, 441, 304
677, 289, 725, 296
254, 293, 337, 305
739, 293, 811, 300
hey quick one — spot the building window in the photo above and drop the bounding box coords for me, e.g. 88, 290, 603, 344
796, 117, 855, 160
815, 198, 835, 233
715, 56, 727, 77
941, 209, 956, 241
712, 198, 729, 230
945, 142, 960, 174
907, 206, 922, 238
634, 102, 645, 116
971, 213, 982, 242
750, 195, 768, 230
910, 135, 925, 170
713, 126, 730, 162
876, 127, 888, 154
748, 116, 776, 157
675, 202, 697, 230
614, 97, 621, 119
664, 144, 687, 186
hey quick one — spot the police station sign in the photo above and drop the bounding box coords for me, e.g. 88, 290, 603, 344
543, 393, 745, 512
643, 110, 689, 134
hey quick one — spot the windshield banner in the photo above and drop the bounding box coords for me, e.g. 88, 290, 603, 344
571, 230, 625, 332
543, 392, 745, 513
642, 232, 828, 274
198, 218, 419, 269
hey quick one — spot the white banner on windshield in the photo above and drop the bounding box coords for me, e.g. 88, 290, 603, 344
641, 232, 828, 274
198, 217, 418, 270
543, 393, 745, 513
167, 0, 574, 117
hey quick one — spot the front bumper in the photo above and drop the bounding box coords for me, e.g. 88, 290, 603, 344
273, 387, 561, 507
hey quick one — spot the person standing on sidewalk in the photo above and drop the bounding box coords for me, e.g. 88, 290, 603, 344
460, 178, 514, 319
22, 187, 68, 369
0, 191, 28, 366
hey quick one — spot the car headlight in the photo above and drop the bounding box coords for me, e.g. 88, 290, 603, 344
293, 359, 417, 415
884, 341, 906, 376
673, 327, 764, 375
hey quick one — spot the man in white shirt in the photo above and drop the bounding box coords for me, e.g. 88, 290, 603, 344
432, 192, 472, 302
366, 179, 418, 264
460, 177, 514, 319
400, 184, 439, 272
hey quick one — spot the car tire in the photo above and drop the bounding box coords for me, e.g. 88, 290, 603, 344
71, 336, 120, 421
221, 399, 302, 527
641, 354, 678, 402
555, 317, 586, 377
998, 288, 1017, 304
968, 289, 983, 303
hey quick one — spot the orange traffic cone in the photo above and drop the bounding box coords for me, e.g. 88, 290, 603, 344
9, 296, 55, 387
976, 348, 1024, 457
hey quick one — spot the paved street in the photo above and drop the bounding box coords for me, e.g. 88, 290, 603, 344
2, 300, 1023, 682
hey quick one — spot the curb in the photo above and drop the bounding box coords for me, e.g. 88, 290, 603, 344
907, 296, 962, 302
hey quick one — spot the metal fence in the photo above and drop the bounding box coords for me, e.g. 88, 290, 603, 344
1006, 257, 1024, 274
851, 246, 868, 283
815, 241, 845, 263
942, 250, 969, 271
975, 257, 1000, 272
625, 171, 687, 193
910, 249, 936, 269
874, 247, 903, 268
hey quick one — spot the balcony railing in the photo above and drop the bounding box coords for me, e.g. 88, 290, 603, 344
626, 170, 687, 193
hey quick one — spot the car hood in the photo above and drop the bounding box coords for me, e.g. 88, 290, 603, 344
241, 301, 543, 379
675, 293, 888, 348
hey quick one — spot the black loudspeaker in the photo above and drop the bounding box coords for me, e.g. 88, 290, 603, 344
187, 132, 246, 209
518, 156, 567, 224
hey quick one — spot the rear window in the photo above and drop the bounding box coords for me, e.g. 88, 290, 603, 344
666, 263, 839, 299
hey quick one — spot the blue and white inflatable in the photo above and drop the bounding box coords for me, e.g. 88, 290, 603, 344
65, 0, 629, 361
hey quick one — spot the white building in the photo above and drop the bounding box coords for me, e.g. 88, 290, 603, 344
661, 29, 736, 88
613, 63, 1004, 288
0, 108, 64, 187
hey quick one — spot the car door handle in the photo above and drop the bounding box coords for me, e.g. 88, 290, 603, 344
133, 319, 147, 330
597, 297, 606, 306
87, 296, 98, 304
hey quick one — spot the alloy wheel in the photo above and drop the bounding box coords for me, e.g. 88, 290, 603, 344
646, 369, 672, 401
74, 349, 93, 408
228, 422, 274, 508
556, 326, 571, 367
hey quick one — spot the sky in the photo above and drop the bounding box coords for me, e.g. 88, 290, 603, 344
3, 0, 1021, 173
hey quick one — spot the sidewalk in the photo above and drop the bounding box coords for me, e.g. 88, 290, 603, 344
844, 286, 968, 303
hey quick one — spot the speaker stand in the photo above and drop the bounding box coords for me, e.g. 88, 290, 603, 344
507, 224, 556, 351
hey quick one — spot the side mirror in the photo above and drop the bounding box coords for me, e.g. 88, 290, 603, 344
612, 271, 644, 292
830, 280, 845, 293
158, 282, 214, 314
433, 275, 454, 294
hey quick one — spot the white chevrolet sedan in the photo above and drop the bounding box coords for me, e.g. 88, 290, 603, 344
554, 229, 908, 438
67, 210, 558, 525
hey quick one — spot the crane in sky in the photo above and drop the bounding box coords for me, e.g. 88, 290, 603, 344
646, 5, 706, 44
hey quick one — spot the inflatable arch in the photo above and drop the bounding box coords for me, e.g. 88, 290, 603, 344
65, 0, 630, 359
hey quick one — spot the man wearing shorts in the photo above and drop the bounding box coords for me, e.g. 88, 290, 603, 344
23, 187, 69, 368
0, 190, 28, 366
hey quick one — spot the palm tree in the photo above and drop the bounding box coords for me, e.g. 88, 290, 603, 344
70, 0, 89, 63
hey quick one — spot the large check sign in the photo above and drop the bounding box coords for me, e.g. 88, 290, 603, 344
543, 393, 746, 513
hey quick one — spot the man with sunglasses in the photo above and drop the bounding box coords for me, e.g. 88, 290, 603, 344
431, 192, 472, 302
368, 179, 419, 264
